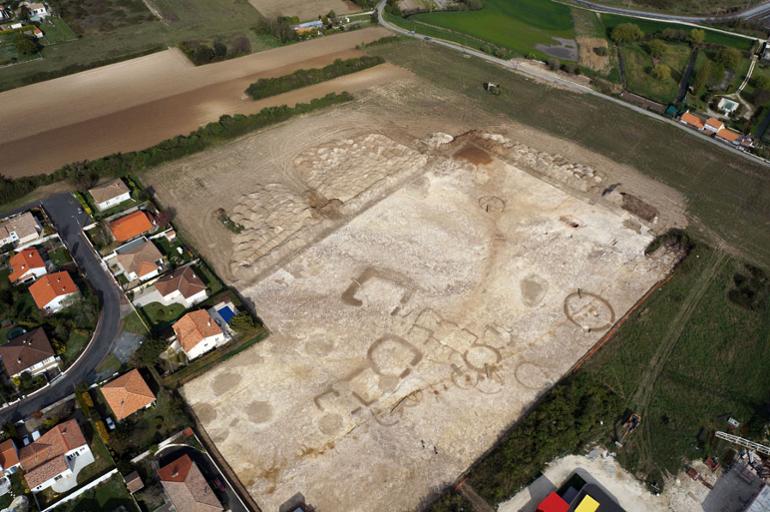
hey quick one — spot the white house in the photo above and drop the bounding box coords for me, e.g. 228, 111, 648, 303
113, 238, 164, 284
8, 247, 47, 285
28, 271, 79, 314
88, 178, 132, 212
0, 212, 41, 248
132, 265, 208, 308
705, 117, 725, 134
19, 419, 94, 494
22, 2, 49, 21
0, 328, 60, 379
172, 310, 228, 361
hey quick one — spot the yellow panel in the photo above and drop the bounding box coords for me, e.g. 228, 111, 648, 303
575, 494, 600, 512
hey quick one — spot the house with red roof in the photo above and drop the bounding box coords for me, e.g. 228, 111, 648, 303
158, 454, 223, 511
19, 419, 93, 493
8, 247, 46, 285
27, 271, 79, 313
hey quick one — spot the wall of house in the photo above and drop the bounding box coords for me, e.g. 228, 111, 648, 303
186, 332, 227, 360
96, 192, 131, 212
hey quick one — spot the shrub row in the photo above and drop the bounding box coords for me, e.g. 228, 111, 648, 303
245, 56, 384, 100
0, 92, 354, 207
178, 35, 251, 66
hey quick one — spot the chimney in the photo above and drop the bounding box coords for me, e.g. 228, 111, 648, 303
171, 465, 179, 478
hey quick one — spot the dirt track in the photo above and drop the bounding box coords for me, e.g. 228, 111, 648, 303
0, 27, 390, 177
248, 0, 358, 19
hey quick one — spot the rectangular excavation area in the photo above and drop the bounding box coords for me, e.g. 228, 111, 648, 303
182, 133, 675, 511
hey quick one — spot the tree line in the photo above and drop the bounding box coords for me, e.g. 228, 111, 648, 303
245, 56, 384, 99
0, 93, 354, 207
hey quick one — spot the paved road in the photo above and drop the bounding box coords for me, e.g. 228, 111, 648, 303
376, 1, 770, 168
572, 0, 770, 23
0, 193, 122, 424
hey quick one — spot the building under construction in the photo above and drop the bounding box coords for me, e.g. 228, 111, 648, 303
536, 472, 626, 512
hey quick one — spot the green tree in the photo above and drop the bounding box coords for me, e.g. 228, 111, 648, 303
689, 28, 705, 45
651, 63, 672, 81
692, 59, 712, 95
716, 47, 741, 70
230, 313, 257, 333
610, 23, 643, 44
132, 336, 169, 367
14, 34, 38, 56
646, 39, 667, 59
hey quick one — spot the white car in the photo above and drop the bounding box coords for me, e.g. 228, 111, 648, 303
105, 417, 116, 431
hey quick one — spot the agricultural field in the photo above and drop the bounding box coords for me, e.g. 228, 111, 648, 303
409, 0, 576, 59
247, 0, 358, 19
0, 0, 272, 92
589, 0, 763, 16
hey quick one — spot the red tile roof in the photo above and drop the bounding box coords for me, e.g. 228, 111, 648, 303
706, 117, 725, 130
159, 454, 222, 511
19, 419, 86, 489
109, 211, 154, 242
680, 111, 704, 130
8, 248, 45, 283
172, 311, 223, 354
100, 369, 156, 421
0, 439, 18, 470
716, 128, 742, 143
28, 271, 78, 310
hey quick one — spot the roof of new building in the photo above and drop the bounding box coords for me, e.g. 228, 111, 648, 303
19, 419, 86, 489
716, 128, 742, 143
0, 327, 55, 377
100, 369, 156, 421
537, 492, 570, 512
89, 178, 130, 205
172, 310, 223, 353
155, 266, 206, 299
109, 211, 154, 243
28, 271, 78, 310
0, 439, 18, 470
680, 111, 704, 129
115, 239, 163, 279
574, 494, 600, 512
159, 454, 223, 512
8, 247, 45, 283
706, 117, 725, 129
0, 212, 39, 243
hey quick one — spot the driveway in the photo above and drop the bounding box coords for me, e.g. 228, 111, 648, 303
0, 193, 123, 424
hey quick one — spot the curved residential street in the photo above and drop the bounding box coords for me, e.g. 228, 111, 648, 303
0, 193, 123, 424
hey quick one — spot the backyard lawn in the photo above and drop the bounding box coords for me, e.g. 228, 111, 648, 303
39, 17, 78, 45
409, 0, 575, 58
57, 474, 136, 512
141, 302, 185, 329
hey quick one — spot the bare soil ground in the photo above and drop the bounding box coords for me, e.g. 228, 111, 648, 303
144, 76, 688, 511
577, 37, 611, 73
247, 0, 358, 19
0, 27, 390, 177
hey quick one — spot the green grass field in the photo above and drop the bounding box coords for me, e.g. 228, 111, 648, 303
409, 0, 575, 58
0, 0, 273, 91
620, 42, 690, 103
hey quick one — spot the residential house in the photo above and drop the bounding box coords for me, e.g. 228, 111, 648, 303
99, 369, 156, 421
0, 212, 41, 248
716, 128, 743, 145
28, 271, 79, 313
705, 117, 725, 134
717, 97, 740, 115
172, 310, 228, 361
21, 2, 49, 21
0, 328, 59, 379
109, 210, 155, 243
114, 238, 164, 283
19, 419, 93, 493
0, 440, 20, 475
8, 247, 46, 285
88, 179, 131, 212
158, 454, 223, 512
679, 111, 704, 130
133, 266, 208, 308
